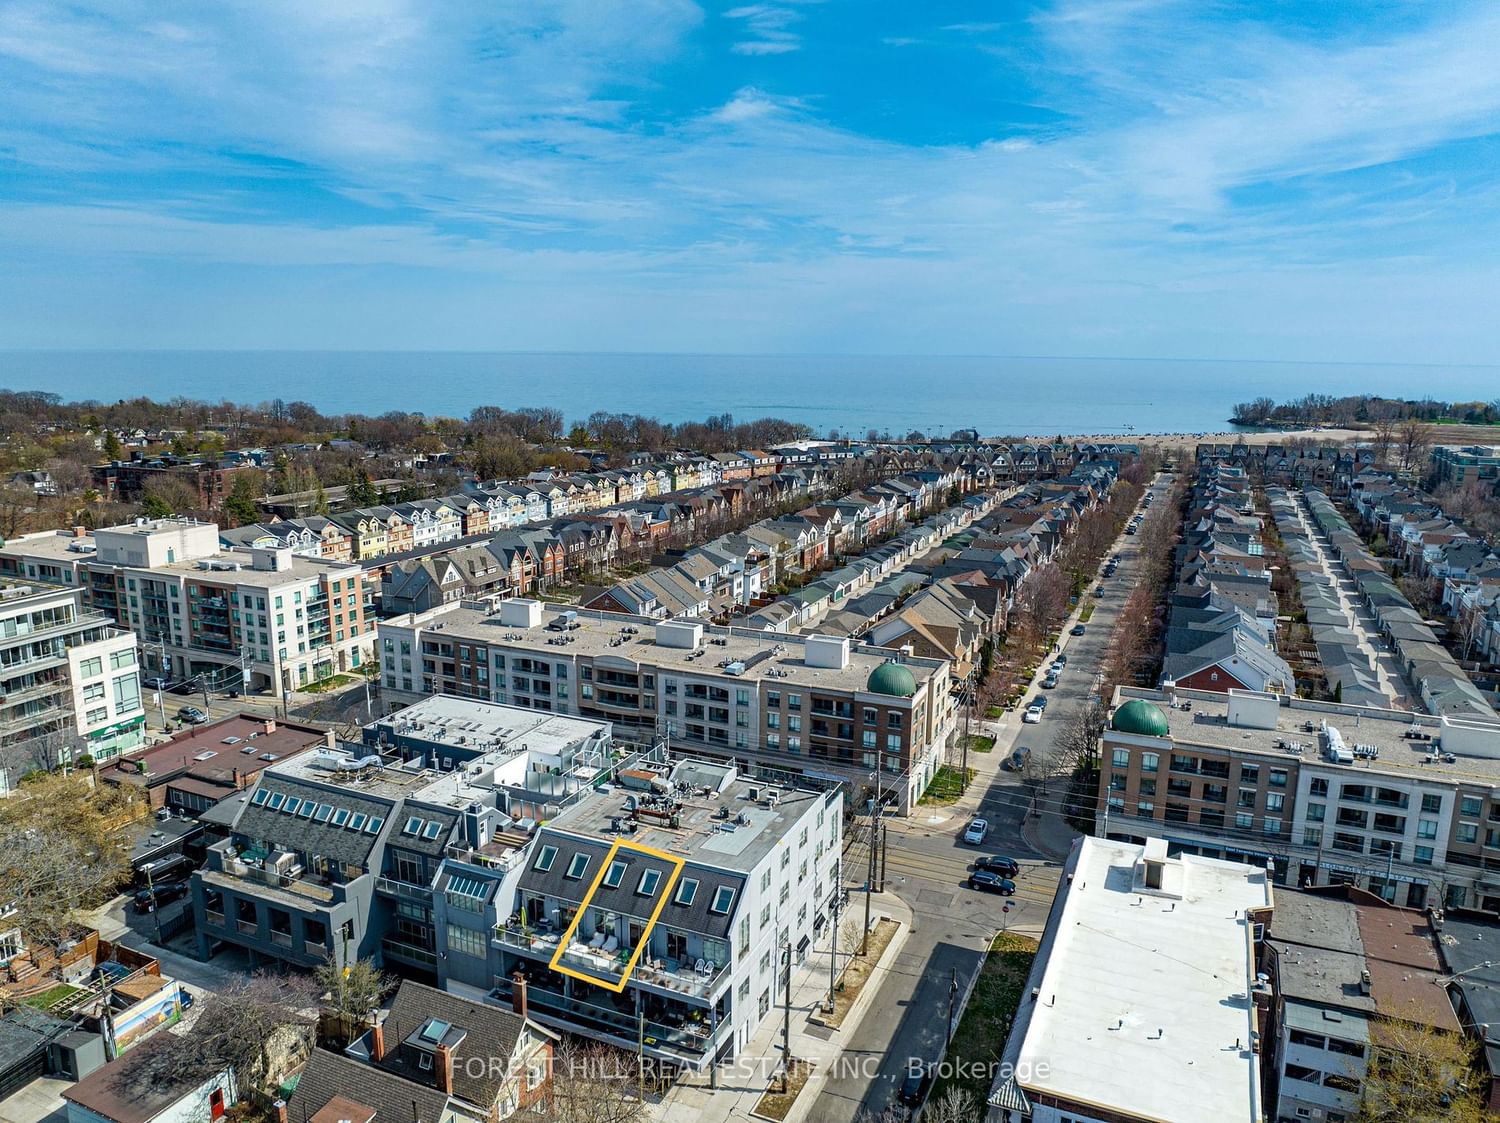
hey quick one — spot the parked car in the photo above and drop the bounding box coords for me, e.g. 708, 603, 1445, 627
898, 1062, 933, 1107
1071, 624, 1087, 636
132, 882, 189, 913
962, 818, 990, 845
1053, 655, 1068, 667
968, 870, 1017, 895
975, 855, 1021, 877
1005, 746, 1033, 772
176, 705, 208, 724
142, 675, 169, 690
1022, 707, 1042, 724
1039, 676, 1058, 690
1033, 695, 1049, 710
169, 680, 199, 695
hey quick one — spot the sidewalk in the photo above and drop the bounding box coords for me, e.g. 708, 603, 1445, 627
1020, 778, 1081, 861
651, 890, 914, 1123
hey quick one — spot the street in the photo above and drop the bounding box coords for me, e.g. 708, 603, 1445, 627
811, 474, 1171, 1119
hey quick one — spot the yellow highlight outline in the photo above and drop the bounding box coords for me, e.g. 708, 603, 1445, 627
548, 838, 686, 993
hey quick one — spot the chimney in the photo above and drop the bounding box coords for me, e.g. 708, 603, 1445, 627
272, 1101, 288, 1123
263, 719, 276, 734
231, 767, 241, 787
370, 1019, 387, 1062
72, 525, 86, 538
325, 728, 338, 750
434, 1042, 453, 1095
511, 971, 529, 1018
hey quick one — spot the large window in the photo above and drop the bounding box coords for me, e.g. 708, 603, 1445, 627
446, 924, 486, 958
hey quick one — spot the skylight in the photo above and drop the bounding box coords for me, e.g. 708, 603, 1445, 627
637, 869, 662, 896
535, 845, 557, 872
565, 853, 590, 879
710, 886, 735, 914
603, 861, 626, 889
675, 878, 699, 906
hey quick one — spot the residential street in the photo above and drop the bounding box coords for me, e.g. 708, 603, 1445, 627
809, 475, 1170, 1119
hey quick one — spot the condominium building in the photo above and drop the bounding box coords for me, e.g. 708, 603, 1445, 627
493, 756, 842, 1072
986, 836, 1272, 1123
1100, 685, 1500, 913
377, 598, 957, 811
0, 583, 145, 789
189, 698, 624, 972
1430, 444, 1500, 488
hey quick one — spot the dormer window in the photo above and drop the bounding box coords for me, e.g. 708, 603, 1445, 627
637, 869, 662, 896
603, 861, 627, 889
565, 853, 590, 880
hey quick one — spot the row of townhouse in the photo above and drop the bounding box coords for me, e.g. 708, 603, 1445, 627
0, 519, 372, 697
1162, 463, 1294, 696
743, 490, 997, 635
1304, 489, 1498, 722
1098, 684, 1500, 914
187, 692, 842, 1077
599, 467, 986, 627
1196, 441, 1381, 492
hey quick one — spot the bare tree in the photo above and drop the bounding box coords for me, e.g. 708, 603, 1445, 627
921, 1087, 980, 1123
114, 971, 317, 1098
1396, 419, 1434, 477
315, 954, 392, 1046
1053, 698, 1108, 777
539, 1039, 648, 1123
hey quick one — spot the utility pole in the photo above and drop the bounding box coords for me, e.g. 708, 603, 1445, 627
862, 770, 880, 956
781, 937, 792, 1093
961, 668, 973, 793
145, 863, 163, 946
199, 673, 210, 714
826, 868, 841, 1013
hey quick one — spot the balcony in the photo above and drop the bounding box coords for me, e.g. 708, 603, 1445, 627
305, 939, 327, 959
202, 858, 349, 907
382, 937, 437, 966
237, 919, 258, 936
499, 982, 729, 1065
375, 876, 433, 903
204, 909, 226, 928
495, 924, 729, 1001
270, 930, 293, 948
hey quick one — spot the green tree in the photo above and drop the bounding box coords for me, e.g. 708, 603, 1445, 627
345, 469, 378, 507
140, 492, 174, 518
101, 430, 122, 461
222, 472, 262, 528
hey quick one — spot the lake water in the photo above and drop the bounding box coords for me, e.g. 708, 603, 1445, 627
2, 351, 1497, 437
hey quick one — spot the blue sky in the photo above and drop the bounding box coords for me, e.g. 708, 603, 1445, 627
3, 0, 1500, 361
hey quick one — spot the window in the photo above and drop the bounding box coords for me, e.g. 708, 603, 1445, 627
1458, 822, 1479, 844
1236, 813, 1254, 829
637, 869, 662, 896
603, 861, 627, 889
350, 813, 367, 831
1418, 818, 1438, 840
675, 878, 699, 906
446, 924, 486, 958
1309, 778, 1328, 797
404, 816, 424, 835
313, 804, 333, 822
1461, 795, 1484, 816
1112, 748, 1130, 768
79, 656, 104, 678
1422, 793, 1442, 814
1140, 752, 1159, 773
1269, 769, 1287, 788
331, 808, 350, 827
82, 682, 106, 703
422, 821, 443, 840
284, 798, 301, 815
711, 886, 736, 914
535, 845, 558, 872
1240, 764, 1259, 784
1265, 793, 1285, 813
566, 853, 590, 879
267, 792, 285, 810
1414, 845, 1434, 866
1306, 803, 1325, 821
1303, 828, 1323, 846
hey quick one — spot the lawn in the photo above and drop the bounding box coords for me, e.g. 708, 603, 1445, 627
967, 734, 996, 754
300, 673, 359, 694
1079, 601, 1095, 623
930, 931, 1039, 1110
918, 765, 974, 805
24, 983, 82, 1011
984, 705, 1003, 720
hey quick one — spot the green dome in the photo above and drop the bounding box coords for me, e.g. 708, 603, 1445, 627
1111, 699, 1171, 737
867, 661, 917, 698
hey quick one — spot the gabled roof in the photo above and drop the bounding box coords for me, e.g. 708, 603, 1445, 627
381, 979, 534, 1109
293, 1047, 449, 1123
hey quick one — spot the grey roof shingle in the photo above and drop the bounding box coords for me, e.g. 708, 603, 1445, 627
291, 1047, 450, 1123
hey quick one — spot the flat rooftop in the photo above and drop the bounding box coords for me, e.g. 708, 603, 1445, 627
0, 529, 97, 563
392, 602, 944, 696
152, 550, 357, 585
107, 714, 329, 787
376, 693, 612, 757
1013, 837, 1269, 1123
1120, 686, 1500, 786
546, 760, 830, 873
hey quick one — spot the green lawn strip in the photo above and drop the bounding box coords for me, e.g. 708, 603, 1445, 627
967, 734, 996, 754
931, 932, 1039, 1108
918, 765, 975, 805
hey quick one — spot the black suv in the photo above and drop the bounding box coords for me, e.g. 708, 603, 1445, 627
974, 855, 1021, 877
